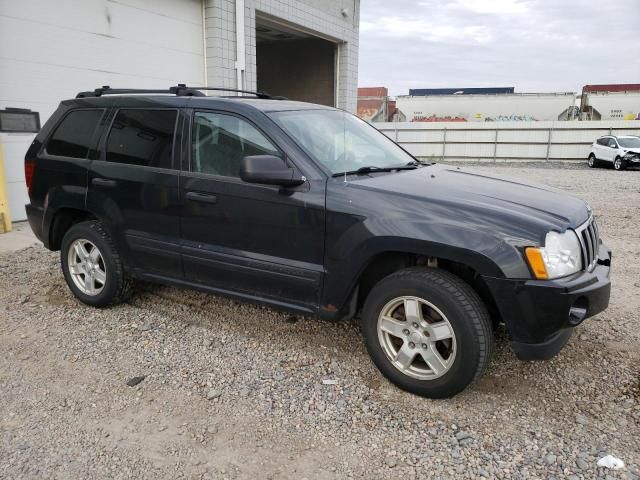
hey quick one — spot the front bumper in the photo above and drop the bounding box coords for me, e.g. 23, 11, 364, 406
483, 242, 611, 360
623, 155, 640, 165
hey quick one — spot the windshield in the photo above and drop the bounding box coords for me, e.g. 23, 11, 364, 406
618, 137, 640, 148
269, 109, 416, 175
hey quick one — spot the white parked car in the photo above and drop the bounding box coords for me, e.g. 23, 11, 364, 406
588, 135, 640, 170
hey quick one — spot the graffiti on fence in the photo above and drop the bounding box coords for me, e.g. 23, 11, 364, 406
411, 113, 540, 122
484, 114, 538, 122
413, 115, 467, 122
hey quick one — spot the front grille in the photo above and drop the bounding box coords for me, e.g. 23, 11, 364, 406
576, 217, 599, 272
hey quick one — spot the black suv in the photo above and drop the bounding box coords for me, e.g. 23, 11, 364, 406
25, 86, 612, 398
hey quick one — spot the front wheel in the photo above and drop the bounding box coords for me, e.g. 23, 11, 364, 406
361, 267, 494, 398
613, 156, 625, 171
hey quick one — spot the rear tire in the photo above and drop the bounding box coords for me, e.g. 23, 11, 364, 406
361, 267, 494, 398
61, 221, 133, 307
587, 154, 597, 168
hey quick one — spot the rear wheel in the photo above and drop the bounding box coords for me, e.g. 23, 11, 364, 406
61, 221, 133, 307
361, 267, 494, 398
613, 156, 625, 171
587, 154, 597, 168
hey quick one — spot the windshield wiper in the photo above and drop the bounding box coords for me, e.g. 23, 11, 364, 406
332, 165, 417, 177
406, 159, 434, 166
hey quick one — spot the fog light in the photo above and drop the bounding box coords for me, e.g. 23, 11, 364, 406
568, 297, 588, 325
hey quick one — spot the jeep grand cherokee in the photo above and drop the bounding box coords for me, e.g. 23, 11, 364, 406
24, 85, 612, 398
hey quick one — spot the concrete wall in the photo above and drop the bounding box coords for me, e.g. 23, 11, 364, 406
0, 0, 205, 222
204, 0, 359, 112
375, 120, 640, 162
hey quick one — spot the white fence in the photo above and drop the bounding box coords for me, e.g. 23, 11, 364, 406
374, 120, 640, 162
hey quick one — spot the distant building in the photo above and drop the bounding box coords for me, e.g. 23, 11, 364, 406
409, 87, 514, 96
580, 84, 640, 120
396, 91, 577, 122
357, 87, 405, 122
1, 0, 361, 222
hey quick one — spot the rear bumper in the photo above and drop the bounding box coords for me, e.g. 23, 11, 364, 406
25, 204, 46, 246
483, 243, 611, 360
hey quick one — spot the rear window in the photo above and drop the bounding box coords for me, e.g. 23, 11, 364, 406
106, 109, 177, 169
46, 109, 104, 158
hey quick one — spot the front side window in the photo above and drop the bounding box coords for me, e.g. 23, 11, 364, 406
618, 137, 640, 148
46, 109, 104, 158
269, 109, 415, 175
608, 138, 618, 148
106, 109, 177, 169
192, 111, 279, 177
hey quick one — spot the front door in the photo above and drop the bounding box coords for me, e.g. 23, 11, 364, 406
606, 138, 618, 162
180, 110, 325, 311
87, 107, 183, 278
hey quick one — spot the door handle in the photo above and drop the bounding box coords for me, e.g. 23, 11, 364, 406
186, 191, 218, 204
92, 178, 117, 188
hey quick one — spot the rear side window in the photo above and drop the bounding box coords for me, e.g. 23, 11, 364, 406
46, 109, 104, 158
596, 137, 608, 146
106, 109, 177, 169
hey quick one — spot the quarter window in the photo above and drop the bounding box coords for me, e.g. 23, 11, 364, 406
46, 109, 104, 158
192, 111, 279, 177
106, 109, 177, 169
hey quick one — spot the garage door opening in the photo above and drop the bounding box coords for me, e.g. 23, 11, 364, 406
256, 15, 336, 107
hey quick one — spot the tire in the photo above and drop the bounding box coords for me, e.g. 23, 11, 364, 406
361, 267, 494, 398
613, 156, 625, 171
587, 154, 597, 168
60, 220, 133, 307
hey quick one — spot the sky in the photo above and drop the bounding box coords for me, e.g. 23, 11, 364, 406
358, 0, 640, 97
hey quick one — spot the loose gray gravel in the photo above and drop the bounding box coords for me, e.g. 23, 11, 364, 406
1, 165, 639, 479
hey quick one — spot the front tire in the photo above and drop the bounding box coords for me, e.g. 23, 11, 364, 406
61, 221, 133, 307
613, 156, 625, 171
361, 267, 494, 398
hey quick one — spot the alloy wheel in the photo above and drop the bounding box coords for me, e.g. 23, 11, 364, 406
377, 296, 457, 380
67, 238, 107, 296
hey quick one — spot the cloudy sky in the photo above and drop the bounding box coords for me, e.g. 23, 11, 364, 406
358, 0, 640, 96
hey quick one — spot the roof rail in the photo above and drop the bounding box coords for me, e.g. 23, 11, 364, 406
75, 84, 285, 99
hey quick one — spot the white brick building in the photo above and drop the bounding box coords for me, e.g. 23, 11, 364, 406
0, 0, 360, 221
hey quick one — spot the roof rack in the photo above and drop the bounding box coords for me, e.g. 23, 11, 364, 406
76, 84, 285, 100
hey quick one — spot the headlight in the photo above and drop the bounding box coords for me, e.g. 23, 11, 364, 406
525, 230, 582, 279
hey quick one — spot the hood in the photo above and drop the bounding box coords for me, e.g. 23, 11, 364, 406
623, 147, 640, 154
347, 164, 590, 232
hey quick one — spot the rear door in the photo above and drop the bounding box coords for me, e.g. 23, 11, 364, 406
87, 107, 184, 278
594, 137, 607, 160
179, 109, 325, 311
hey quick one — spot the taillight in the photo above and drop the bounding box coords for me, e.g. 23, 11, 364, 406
25, 159, 35, 195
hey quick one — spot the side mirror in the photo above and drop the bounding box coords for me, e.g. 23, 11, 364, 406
239, 155, 304, 187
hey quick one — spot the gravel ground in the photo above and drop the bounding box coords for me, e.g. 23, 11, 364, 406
1, 165, 639, 479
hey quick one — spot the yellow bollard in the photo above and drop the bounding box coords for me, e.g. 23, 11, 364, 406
0, 141, 12, 233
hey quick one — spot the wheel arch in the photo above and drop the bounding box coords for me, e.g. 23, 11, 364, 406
48, 208, 98, 251
323, 241, 504, 326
